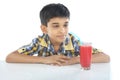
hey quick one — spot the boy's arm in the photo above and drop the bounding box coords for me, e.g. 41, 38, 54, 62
6, 50, 70, 66
6, 50, 110, 66
6, 50, 45, 63
62, 52, 110, 65
91, 48, 110, 63
91, 52, 110, 63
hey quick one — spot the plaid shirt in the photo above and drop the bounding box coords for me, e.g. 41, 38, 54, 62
18, 33, 101, 57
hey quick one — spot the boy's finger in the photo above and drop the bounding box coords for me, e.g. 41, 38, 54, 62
58, 59, 68, 63
55, 61, 62, 66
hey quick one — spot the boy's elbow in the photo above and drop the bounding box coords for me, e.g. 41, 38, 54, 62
6, 58, 9, 63
5, 50, 19, 63
6, 54, 13, 63
100, 53, 110, 63
104, 55, 110, 63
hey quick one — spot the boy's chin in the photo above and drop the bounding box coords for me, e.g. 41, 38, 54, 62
57, 40, 65, 43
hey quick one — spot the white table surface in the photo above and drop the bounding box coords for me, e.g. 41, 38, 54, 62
0, 61, 111, 80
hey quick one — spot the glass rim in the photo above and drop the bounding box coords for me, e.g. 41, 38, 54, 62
81, 42, 92, 46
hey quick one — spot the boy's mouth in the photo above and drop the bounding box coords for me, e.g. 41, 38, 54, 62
56, 35, 66, 39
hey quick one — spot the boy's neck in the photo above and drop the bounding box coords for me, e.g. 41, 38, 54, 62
51, 42, 62, 52
53, 44, 60, 53
50, 40, 62, 46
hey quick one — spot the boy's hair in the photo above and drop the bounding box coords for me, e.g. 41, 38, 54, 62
40, 3, 70, 26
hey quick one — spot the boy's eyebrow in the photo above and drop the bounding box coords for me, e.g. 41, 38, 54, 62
52, 23, 59, 24
52, 22, 69, 24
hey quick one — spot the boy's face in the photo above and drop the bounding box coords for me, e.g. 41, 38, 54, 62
42, 17, 69, 45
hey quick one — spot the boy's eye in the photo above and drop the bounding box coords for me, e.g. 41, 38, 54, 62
64, 24, 68, 28
53, 25, 59, 28
64, 24, 68, 27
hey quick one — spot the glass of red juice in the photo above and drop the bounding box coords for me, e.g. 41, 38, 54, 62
80, 42, 92, 70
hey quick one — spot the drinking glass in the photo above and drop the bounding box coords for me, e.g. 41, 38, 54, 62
80, 42, 92, 70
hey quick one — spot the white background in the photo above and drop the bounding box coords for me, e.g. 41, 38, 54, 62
0, 0, 120, 79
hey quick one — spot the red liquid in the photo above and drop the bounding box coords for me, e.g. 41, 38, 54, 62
80, 45, 92, 68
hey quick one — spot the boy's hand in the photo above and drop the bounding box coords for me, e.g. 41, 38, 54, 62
61, 56, 80, 66
42, 55, 70, 66
42, 55, 80, 66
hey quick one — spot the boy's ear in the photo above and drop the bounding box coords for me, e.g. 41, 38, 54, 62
40, 25, 47, 34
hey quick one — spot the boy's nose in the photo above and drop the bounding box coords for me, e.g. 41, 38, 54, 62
59, 27, 65, 33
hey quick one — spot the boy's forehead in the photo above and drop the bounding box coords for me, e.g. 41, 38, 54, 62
48, 17, 69, 24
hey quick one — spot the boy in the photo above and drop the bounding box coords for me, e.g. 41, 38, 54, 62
6, 3, 110, 66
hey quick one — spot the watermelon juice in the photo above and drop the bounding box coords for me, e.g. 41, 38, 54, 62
80, 43, 92, 70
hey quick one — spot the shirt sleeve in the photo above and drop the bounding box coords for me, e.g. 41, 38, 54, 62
17, 38, 40, 56
92, 48, 103, 54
